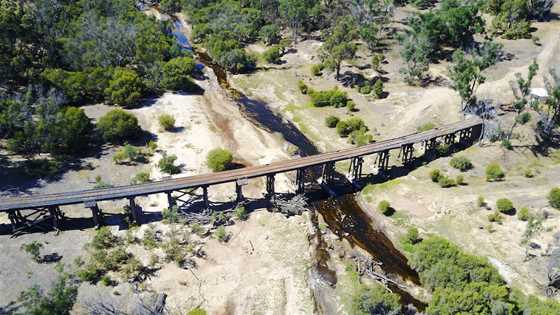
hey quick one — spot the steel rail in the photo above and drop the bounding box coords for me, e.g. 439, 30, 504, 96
0, 118, 482, 211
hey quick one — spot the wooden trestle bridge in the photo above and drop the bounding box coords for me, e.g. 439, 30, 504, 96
0, 118, 483, 234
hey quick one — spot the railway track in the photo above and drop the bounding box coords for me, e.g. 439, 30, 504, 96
0, 117, 482, 213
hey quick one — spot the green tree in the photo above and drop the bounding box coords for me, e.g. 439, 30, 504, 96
97, 109, 142, 143
18, 269, 78, 315
321, 17, 357, 80
105, 68, 145, 107
449, 50, 486, 111
162, 57, 197, 91
352, 283, 401, 315
279, 0, 307, 42
399, 32, 431, 85
509, 60, 539, 139
207, 148, 233, 172
259, 24, 281, 45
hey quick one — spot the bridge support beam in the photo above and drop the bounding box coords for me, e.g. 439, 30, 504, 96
266, 175, 275, 199
128, 197, 141, 224
236, 182, 244, 203
166, 191, 176, 209
349, 157, 364, 183
321, 162, 336, 186
202, 186, 210, 210
458, 128, 473, 145
296, 168, 305, 194
85, 201, 103, 228
47, 206, 64, 231
444, 133, 456, 145
400, 144, 415, 165
377, 150, 390, 174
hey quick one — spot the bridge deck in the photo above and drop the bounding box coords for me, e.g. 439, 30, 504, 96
0, 118, 482, 211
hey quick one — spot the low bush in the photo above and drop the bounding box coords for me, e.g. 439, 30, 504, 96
207, 148, 233, 172
131, 171, 151, 185
309, 88, 349, 108
158, 153, 181, 175
297, 80, 308, 94
259, 24, 280, 45
436, 144, 451, 156
372, 79, 384, 99
456, 174, 465, 185
371, 54, 384, 72
262, 45, 282, 64
404, 227, 421, 245
113, 144, 143, 164
502, 138, 513, 150
496, 198, 514, 214
488, 211, 504, 223
516, 112, 531, 125
21, 241, 43, 263
477, 195, 486, 207
311, 64, 323, 76
349, 129, 374, 147
359, 84, 372, 95
214, 226, 229, 242
417, 122, 435, 132
518, 207, 530, 221
346, 101, 357, 112
235, 206, 248, 220
430, 169, 442, 182
336, 117, 367, 137
378, 200, 392, 215
486, 163, 505, 182
325, 116, 340, 128
159, 114, 176, 131
449, 156, 473, 171
438, 175, 456, 188
549, 187, 560, 209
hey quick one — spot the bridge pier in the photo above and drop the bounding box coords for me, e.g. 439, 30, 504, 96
127, 197, 141, 224
400, 144, 415, 165
321, 162, 336, 186
47, 206, 64, 231
85, 201, 103, 228
444, 133, 456, 145
202, 186, 210, 210
296, 168, 305, 194
166, 191, 176, 209
266, 174, 275, 199
377, 150, 390, 174
235, 178, 248, 203
423, 138, 438, 157
458, 128, 473, 145
349, 156, 364, 183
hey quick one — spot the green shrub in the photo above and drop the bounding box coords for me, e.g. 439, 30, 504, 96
371, 53, 384, 72
214, 226, 229, 242
131, 171, 151, 184
518, 207, 530, 221
488, 211, 504, 223
158, 153, 181, 174
113, 144, 142, 164
262, 45, 282, 64
159, 114, 176, 131
142, 226, 159, 249
477, 195, 486, 207
163, 237, 187, 265
97, 109, 142, 143
18, 270, 78, 315
449, 156, 473, 171
207, 148, 233, 172
94, 176, 113, 189
187, 308, 208, 315
325, 116, 340, 128
359, 84, 372, 95
235, 206, 248, 220
438, 175, 456, 188
336, 117, 367, 137
486, 163, 505, 182
21, 241, 43, 263
456, 174, 465, 185
496, 198, 514, 214
405, 227, 421, 245
90, 227, 120, 250
309, 88, 349, 108
349, 129, 374, 147
373, 79, 384, 99
311, 64, 323, 76
297, 80, 308, 94
516, 112, 531, 125
436, 144, 451, 156
162, 206, 179, 224
346, 101, 357, 112
430, 169, 442, 182
549, 187, 560, 209
378, 200, 392, 215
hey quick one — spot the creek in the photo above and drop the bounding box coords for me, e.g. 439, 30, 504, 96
171, 16, 426, 312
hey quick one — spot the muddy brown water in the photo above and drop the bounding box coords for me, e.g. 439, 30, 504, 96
194, 43, 426, 311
